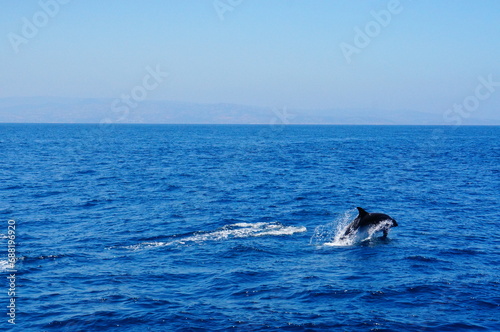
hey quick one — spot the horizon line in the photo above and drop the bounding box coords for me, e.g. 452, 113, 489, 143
1, 122, 499, 127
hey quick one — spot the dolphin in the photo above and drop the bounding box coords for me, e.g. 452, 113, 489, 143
341, 207, 398, 239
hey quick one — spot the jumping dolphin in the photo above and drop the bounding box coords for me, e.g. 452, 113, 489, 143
341, 207, 398, 239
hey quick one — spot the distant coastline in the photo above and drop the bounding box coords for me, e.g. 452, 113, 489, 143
1, 97, 499, 125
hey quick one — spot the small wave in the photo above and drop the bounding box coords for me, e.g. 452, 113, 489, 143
2, 185, 23, 190
0, 260, 14, 272
406, 255, 440, 262
32, 190, 66, 198
124, 222, 307, 250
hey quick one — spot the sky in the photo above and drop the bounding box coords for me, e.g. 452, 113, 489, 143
1, 0, 499, 120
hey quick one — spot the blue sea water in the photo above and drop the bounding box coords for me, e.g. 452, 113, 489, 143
1, 124, 499, 331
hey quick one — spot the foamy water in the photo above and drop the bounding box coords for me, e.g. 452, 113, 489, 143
124, 222, 307, 250
0, 259, 12, 272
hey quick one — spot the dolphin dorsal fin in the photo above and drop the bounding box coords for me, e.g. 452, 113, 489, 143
356, 207, 368, 217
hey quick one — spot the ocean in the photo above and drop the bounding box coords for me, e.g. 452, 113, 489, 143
1, 124, 499, 331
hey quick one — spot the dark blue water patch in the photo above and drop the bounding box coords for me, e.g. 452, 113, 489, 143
74, 169, 98, 175
220, 244, 278, 259
440, 248, 486, 257
1, 184, 24, 191
406, 254, 446, 263
0, 207, 14, 215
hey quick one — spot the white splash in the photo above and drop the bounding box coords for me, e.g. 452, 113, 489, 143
0, 260, 13, 272
125, 222, 307, 250
310, 209, 355, 247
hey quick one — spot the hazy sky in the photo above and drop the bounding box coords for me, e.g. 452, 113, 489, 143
1, 0, 499, 118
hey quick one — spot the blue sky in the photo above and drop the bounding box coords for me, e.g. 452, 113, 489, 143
1, 0, 499, 119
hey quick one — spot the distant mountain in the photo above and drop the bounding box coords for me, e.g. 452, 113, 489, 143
0, 97, 498, 125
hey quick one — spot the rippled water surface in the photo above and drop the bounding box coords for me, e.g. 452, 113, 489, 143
1, 124, 499, 331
